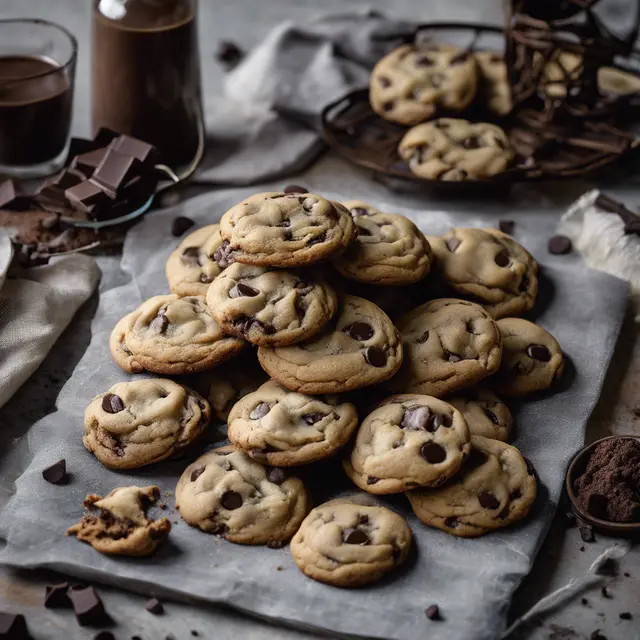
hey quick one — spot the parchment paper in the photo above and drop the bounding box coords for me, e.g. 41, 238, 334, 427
0, 186, 627, 640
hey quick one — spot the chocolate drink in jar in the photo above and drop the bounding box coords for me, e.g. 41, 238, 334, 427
92, 0, 202, 167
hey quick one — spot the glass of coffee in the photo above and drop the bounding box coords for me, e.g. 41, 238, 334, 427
0, 19, 77, 178
92, 0, 203, 169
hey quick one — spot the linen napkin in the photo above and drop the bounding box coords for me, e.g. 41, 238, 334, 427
0, 253, 100, 410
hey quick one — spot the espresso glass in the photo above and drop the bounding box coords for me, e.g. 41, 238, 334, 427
0, 19, 77, 178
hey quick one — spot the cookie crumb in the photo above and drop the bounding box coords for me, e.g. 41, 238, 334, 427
145, 598, 164, 615
590, 631, 607, 640
548, 235, 572, 255
216, 41, 244, 69
191, 632, 200, 637
623, 571, 631, 577
600, 586, 611, 599
276, 566, 283, 571
498, 220, 515, 234
425, 604, 441, 620
581, 597, 589, 606
619, 612, 632, 620
580, 546, 585, 552
579, 525, 595, 542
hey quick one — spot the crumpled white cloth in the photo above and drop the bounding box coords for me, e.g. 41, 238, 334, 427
558, 189, 640, 309
0, 254, 100, 410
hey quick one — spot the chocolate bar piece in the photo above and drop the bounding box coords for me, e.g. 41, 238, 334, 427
0, 179, 35, 211
65, 180, 114, 217
109, 134, 156, 163
72, 148, 109, 178
92, 149, 140, 197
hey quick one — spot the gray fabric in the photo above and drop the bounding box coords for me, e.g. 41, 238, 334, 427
0, 184, 627, 640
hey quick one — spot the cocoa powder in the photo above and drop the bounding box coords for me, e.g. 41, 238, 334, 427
574, 438, 640, 522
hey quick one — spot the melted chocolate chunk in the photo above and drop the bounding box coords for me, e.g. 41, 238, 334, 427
421, 441, 446, 463
267, 467, 286, 485
445, 351, 461, 363
344, 322, 374, 341
417, 330, 430, 344
462, 136, 482, 150
220, 490, 243, 510
526, 344, 551, 362
446, 237, 460, 252
444, 516, 458, 528
415, 56, 434, 66
213, 240, 235, 268
307, 231, 327, 246
229, 283, 259, 298
343, 528, 369, 545
180, 246, 200, 265
102, 393, 125, 414
450, 51, 470, 64
382, 101, 394, 111
283, 184, 307, 194
494, 250, 510, 267
150, 312, 169, 334
466, 448, 488, 470
428, 413, 451, 432
401, 406, 431, 431
302, 413, 324, 425
364, 346, 387, 367
200, 274, 212, 284
350, 207, 369, 217
483, 408, 499, 425
478, 491, 500, 509
190, 467, 205, 482
367, 476, 379, 485
250, 403, 270, 420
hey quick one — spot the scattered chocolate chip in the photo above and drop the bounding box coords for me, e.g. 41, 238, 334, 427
45, 582, 71, 609
250, 403, 270, 420
579, 525, 595, 542
600, 586, 611, 599
526, 344, 551, 362
302, 413, 324, 425
344, 322, 374, 341
478, 491, 500, 509
42, 459, 67, 485
446, 237, 460, 252
421, 441, 446, 464
171, 216, 195, 237
102, 393, 125, 414
401, 406, 431, 431
581, 597, 589, 606
283, 185, 307, 194
367, 476, 379, 485
425, 604, 441, 620
68, 586, 108, 627
364, 346, 386, 367
220, 490, 243, 510
619, 612, 632, 620
343, 528, 369, 545
216, 40, 244, 68
229, 283, 259, 298
145, 598, 164, 615
267, 467, 286, 485
0, 613, 30, 640
548, 235, 572, 255
190, 467, 205, 482
494, 250, 510, 267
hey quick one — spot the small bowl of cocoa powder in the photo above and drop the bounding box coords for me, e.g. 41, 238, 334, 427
566, 435, 640, 536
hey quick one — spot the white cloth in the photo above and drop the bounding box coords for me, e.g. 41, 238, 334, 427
0, 254, 100, 409
558, 189, 640, 308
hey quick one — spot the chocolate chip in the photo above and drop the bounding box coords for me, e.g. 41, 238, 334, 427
190, 467, 205, 482
383, 101, 394, 111
267, 467, 286, 485
478, 491, 500, 509
450, 51, 470, 64
181, 246, 201, 265
344, 322, 374, 341
171, 216, 195, 237
357, 227, 372, 236
250, 403, 270, 420
150, 313, 169, 334
425, 604, 441, 620
283, 185, 307, 194
213, 240, 234, 268
343, 528, 369, 545
417, 330, 429, 344
579, 525, 595, 542
494, 250, 510, 267
548, 235, 572, 255
510, 362, 526, 377
68, 586, 107, 626
430, 73, 444, 88
444, 516, 458, 528
350, 207, 369, 217
463, 136, 482, 150
483, 408, 499, 425
429, 413, 451, 432
220, 490, 243, 510
229, 283, 259, 298
445, 351, 461, 363
302, 413, 324, 425
601, 586, 612, 599
102, 393, 125, 414
367, 476, 379, 485
199, 274, 212, 284
401, 406, 431, 430
620, 612, 632, 620
358, 515, 369, 525
526, 344, 551, 362
42, 459, 67, 485
379, 76, 391, 87
587, 493, 609, 519
307, 231, 327, 246
364, 346, 386, 367
499, 220, 515, 234
466, 448, 488, 470
446, 237, 460, 252
146, 598, 164, 615
0, 613, 29, 640
421, 441, 446, 463
216, 40, 244, 68
415, 56, 434, 66
45, 582, 71, 608
94, 632, 115, 640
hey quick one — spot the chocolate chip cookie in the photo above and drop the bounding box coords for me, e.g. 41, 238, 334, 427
390, 299, 502, 397
176, 445, 310, 546
398, 119, 514, 181
110, 294, 246, 375
290, 497, 412, 587
370, 44, 478, 125
428, 228, 538, 318
407, 436, 537, 537
474, 51, 511, 115
67, 486, 171, 556
165, 224, 225, 297
333, 200, 433, 286
228, 380, 358, 466
219, 192, 356, 268
343, 394, 471, 494
206, 263, 338, 346
448, 388, 513, 441
258, 295, 403, 394
493, 318, 564, 397
84, 379, 210, 470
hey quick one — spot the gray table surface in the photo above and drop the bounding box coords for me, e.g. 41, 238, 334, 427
1, 1, 639, 639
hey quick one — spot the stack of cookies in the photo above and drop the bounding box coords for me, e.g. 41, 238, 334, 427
69, 189, 565, 589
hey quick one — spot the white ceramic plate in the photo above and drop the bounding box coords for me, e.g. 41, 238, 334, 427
0, 232, 13, 293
